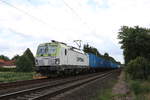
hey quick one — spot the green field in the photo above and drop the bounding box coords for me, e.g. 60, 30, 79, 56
0, 68, 35, 82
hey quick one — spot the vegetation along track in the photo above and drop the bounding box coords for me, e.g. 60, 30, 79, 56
0, 70, 120, 100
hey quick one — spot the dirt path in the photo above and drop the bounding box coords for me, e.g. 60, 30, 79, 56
112, 71, 134, 100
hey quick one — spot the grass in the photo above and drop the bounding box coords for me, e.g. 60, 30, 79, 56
125, 74, 150, 100
97, 88, 113, 100
92, 79, 117, 100
0, 67, 16, 72
129, 80, 150, 100
0, 68, 35, 82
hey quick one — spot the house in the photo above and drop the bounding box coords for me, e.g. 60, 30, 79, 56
0, 59, 5, 67
0, 59, 16, 68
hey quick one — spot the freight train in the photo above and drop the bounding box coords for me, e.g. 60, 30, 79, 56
35, 40, 120, 76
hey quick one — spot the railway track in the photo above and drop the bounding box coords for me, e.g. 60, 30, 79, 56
0, 73, 101, 91
0, 78, 51, 90
0, 70, 120, 100
0, 75, 84, 93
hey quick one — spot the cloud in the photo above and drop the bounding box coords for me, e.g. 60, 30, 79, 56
2, 0, 150, 63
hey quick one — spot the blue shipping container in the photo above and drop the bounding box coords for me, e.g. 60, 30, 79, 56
88, 53, 104, 68
88, 53, 119, 69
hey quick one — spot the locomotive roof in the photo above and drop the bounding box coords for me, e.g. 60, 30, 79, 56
38, 41, 85, 54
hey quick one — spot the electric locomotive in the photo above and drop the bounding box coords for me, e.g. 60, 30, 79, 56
35, 40, 89, 76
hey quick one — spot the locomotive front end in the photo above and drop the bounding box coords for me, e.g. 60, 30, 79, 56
35, 43, 60, 75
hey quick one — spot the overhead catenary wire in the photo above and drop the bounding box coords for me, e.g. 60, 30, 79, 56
62, 0, 96, 47
62, 0, 91, 29
26, 0, 87, 26
0, 0, 94, 34
0, 0, 58, 30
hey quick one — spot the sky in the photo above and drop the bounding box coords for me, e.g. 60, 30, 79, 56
0, 0, 150, 63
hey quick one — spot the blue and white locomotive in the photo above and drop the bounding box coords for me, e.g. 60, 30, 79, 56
35, 40, 120, 76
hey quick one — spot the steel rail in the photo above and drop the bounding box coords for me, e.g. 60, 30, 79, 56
32, 71, 114, 100
0, 70, 118, 100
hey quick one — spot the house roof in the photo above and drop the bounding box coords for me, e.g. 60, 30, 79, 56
0, 59, 5, 63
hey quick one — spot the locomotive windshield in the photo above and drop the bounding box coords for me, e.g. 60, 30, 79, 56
37, 46, 45, 55
47, 45, 57, 54
37, 45, 57, 56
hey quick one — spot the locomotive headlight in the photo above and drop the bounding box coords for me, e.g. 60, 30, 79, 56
55, 58, 60, 64
35, 59, 38, 65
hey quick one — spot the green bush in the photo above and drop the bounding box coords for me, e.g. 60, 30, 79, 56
130, 80, 150, 95
125, 57, 150, 80
16, 55, 33, 72
130, 81, 141, 95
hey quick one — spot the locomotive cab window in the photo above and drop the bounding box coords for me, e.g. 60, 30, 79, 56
48, 45, 57, 55
65, 49, 67, 55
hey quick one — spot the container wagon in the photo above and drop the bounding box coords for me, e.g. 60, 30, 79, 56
87, 53, 119, 70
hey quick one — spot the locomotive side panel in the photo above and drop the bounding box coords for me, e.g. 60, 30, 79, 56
67, 50, 89, 67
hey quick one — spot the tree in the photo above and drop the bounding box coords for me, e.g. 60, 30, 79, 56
104, 53, 109, 57
16, 55, 33, 72
23, 48, 35, 67
83, 44, 101, 56
16, 48, 35, 72
0, 55, 10, 61
83, 44, 120, 64
11, 55, 20, 60
103, 52, 118, 63
118, 26, 150, 64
